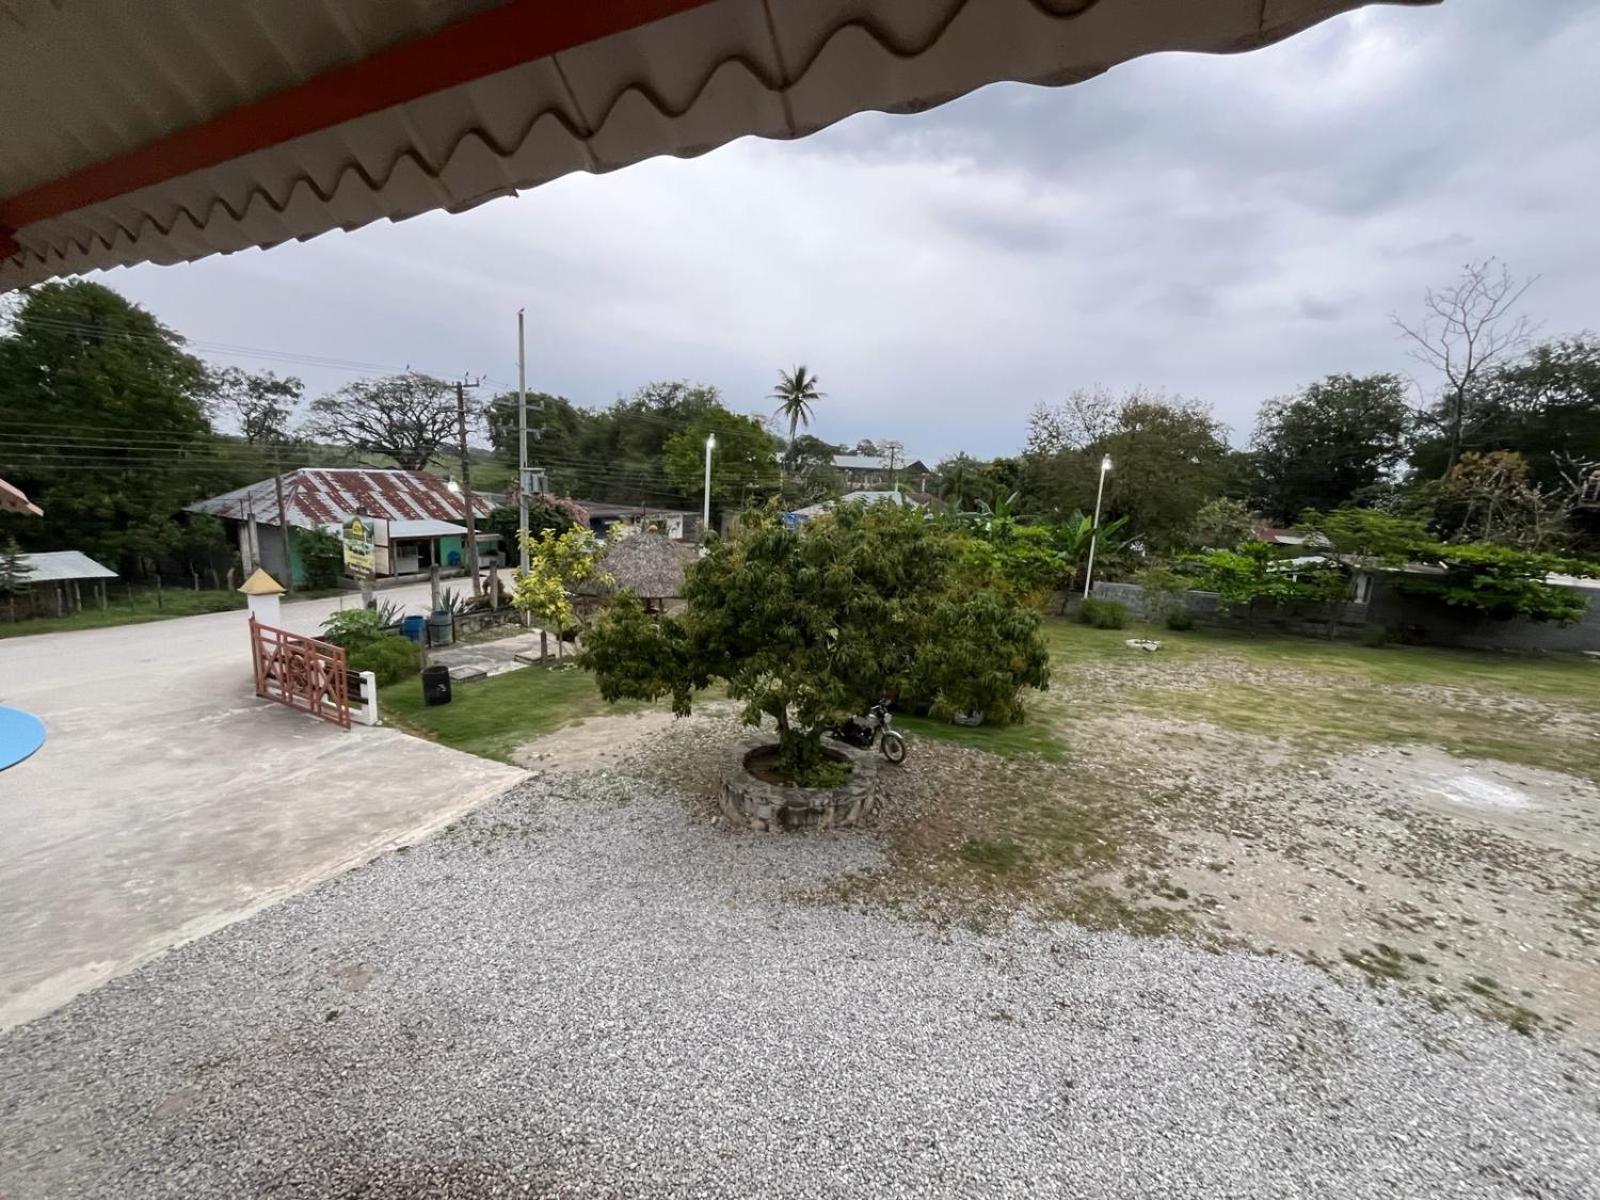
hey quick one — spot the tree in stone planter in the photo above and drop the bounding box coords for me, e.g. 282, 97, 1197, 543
582, 503, 1050, 781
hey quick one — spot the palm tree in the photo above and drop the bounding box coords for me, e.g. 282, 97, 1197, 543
771, 365, 824, 479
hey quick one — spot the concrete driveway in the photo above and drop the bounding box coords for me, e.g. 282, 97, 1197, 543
0, 583, 523, 1031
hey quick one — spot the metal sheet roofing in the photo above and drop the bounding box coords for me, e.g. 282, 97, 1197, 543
18, 551, 118, 582
189, 468, 494, 530
388, 519, 470, 539
0, 0, 1429, 291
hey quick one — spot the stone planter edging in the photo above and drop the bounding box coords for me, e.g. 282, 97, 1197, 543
719, 737, 879, 831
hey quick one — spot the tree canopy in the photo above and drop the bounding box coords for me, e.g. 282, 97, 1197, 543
1250, 374, 1412, 523
0, 281, 216, 572
306, 372, 457, 470
583, 503, 1049, 778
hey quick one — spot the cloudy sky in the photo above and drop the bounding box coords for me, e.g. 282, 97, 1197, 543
99, 0, 1598, 463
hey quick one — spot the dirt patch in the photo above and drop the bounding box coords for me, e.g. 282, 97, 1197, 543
511, 709, 683, 774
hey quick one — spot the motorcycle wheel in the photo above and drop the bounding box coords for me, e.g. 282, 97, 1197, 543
880, 731, 907, 765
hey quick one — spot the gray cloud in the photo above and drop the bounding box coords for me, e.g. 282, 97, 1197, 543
100, 0, 1600, 461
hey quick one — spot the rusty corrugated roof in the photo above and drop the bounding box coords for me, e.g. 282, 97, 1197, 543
0, 0, 1434, 291
189, 468, 494, 530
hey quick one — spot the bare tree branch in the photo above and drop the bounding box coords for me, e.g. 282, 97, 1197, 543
1391, 258, 1539, 474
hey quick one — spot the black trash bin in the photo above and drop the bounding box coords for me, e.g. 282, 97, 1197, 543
421, 664, 452, 706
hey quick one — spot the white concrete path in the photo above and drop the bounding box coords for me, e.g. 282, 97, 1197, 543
0, 582, 524, 1030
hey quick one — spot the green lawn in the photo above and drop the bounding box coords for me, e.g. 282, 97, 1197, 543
0, 588, 244, 639
379, 662, 633, 763
899, 617, 1600, 779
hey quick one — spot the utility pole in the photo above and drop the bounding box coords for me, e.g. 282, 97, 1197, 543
517, 309, 529, 575
456, 377, 483, 596
882, 440, 903, 494
271, 448, 294, 595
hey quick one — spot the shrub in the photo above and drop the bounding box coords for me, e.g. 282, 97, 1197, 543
1359, 622, 1390, 648
320, 607, 386, 649
1077, 598, 1128, 629
298, 528, 345, 590
1165, 611, 1195, 631
347, 634, 422, 686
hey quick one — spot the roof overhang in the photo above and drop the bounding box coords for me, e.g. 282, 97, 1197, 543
0, 477, 43, 516
0, 0, 1436, 292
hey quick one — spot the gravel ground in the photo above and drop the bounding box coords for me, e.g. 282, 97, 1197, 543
2, 766, 1598, 1199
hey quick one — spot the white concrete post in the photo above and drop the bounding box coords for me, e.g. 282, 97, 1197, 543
239, 568, 286, 626
350, 670, 381, 726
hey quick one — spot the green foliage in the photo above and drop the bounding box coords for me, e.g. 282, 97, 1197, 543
914, 589, 1052, 723
297, 528, 344, 589
306, 372, 455, 470
1397, 543, 1597, 623
0, 537, 32, 595
480, 497, 585, 552
771, 365, 823, 458
662, 406, 778, 509
347, 634, 423, 686
583, 503, 1049, 779
1296, 507, 1429, 563
0, 281, 219, 575
1023, 391, 1235, 551
206, 366, 302, 445
1360, 623, 1391, 648
1187, 541, 1313, 618
1077, 598, 1129, 629
952, 524, 1060, 606
319, 607, 387, 649
1250, 374, 1412, 523
1189, 497, 1256, 550
512, 526, 609, 639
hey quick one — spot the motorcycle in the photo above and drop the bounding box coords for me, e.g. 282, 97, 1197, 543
829, 698, 907, 764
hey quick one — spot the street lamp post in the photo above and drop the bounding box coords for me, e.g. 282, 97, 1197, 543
1082, 454, 1113, 600
702, 432, 716, 540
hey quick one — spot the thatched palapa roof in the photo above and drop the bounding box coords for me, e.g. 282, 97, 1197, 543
584, 532, 695, 600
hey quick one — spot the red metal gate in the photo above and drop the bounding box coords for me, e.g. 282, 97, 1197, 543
249, 617, 351, 729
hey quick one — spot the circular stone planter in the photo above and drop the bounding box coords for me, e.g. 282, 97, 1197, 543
720, 737, 879, 831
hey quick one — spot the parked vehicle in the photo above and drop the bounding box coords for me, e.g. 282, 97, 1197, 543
829, 698, 907, 764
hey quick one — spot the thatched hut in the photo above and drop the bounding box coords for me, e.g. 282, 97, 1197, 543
577, 531, 695, 613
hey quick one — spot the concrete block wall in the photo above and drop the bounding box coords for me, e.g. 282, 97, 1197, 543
1088, 580, 1600, 654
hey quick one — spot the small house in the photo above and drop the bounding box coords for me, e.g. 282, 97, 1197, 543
573, 500, 699, 542
830, 454, 932, 492
189, 467, 498, 586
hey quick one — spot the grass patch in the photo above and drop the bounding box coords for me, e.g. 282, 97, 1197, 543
379, 662, 630, 763
0, 588, 244, 638
958, 837, 1028, 873
895, 712, 1067, 762
1342, 943, 1410, 984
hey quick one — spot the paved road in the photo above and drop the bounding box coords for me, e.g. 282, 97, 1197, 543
0, 583, 523, 1031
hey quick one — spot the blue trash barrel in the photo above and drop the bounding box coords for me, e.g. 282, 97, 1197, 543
400, 614, 427, 644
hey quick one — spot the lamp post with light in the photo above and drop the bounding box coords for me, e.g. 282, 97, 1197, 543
702, 432, 716, 541
1082, 454, 1113, 600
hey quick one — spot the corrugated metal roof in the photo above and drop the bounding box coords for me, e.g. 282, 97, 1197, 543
17, 551, 118, 582
0, 0, 1426, 291
189, 468, 494, 529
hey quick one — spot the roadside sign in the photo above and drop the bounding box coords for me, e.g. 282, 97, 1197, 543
342, 515, 375, 577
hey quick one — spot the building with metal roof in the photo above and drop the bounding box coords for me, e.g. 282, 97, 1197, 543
10, 551, 118, 619
189, 468, 496, 587
0, 0, 1428, 292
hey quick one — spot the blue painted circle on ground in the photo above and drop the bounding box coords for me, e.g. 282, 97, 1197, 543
0, 706, 46, 771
